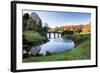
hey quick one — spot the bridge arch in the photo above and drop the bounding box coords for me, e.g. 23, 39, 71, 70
47, 32, 61, 38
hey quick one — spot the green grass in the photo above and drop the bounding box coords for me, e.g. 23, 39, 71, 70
23, 39, 91, 62
80, 32, 91, 34
23, 31, 47, 43
63, 33, 90, 45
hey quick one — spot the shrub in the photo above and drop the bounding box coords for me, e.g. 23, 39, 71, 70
62, 30, 73, 36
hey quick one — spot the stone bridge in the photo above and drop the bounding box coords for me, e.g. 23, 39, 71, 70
47, 32, 61, 38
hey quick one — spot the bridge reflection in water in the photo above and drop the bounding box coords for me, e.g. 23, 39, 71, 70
47, 32, 61, 38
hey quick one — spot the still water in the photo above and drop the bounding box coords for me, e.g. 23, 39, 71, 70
39, 38, 75, 55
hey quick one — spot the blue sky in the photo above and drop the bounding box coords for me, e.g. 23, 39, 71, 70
23, 10, 91, 28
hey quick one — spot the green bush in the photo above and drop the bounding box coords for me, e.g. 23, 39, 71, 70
62, 30, 73, 36
23, 45, 32, 52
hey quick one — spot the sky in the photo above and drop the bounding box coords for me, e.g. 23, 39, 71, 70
23, 10, 91, 28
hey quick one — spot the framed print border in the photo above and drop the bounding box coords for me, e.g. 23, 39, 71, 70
11, 1, 98, 72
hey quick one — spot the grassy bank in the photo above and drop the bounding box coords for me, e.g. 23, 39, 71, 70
23, 31, 47, 44
23, 34, 91, 62
63, 33, 90, 46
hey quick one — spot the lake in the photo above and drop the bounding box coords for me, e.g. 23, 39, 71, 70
30, 33, 75, 56
39, 38, 75, 55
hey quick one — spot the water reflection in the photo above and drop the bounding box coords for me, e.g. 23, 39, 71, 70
39, 38, 75, 55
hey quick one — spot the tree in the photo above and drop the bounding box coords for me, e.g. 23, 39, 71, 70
27, 17, 34, 30
23, 13, 30, 31
36, 20, 42, 33
53, 26, 59, 32
43, 23, 48, 32
82, 24, 91, 32
62, 30, 73, 36
31, 12, 42, 32
41, 23, 48, 37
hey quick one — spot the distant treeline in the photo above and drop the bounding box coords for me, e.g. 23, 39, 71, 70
50, 23, 91, 33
